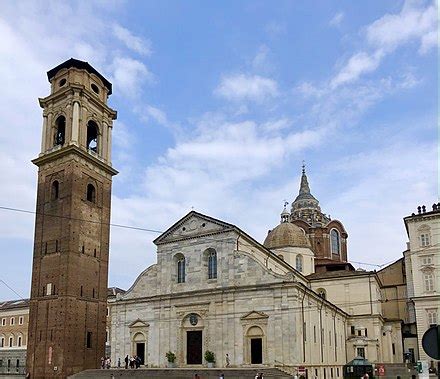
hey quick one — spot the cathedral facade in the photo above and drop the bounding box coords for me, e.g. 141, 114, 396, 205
109, 170, 403, 377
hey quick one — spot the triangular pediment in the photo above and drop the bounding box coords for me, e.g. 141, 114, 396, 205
128, 319, 149, 328
240, 311, 269, 320
154, 211, 236, 245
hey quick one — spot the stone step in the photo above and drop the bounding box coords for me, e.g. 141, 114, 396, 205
69, 367, 292, 379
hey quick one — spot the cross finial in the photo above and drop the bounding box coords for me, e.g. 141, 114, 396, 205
302, 160, 306, 174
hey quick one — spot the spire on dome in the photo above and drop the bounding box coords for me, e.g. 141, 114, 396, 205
299, 162, 311, 196
290, 162, 330, 225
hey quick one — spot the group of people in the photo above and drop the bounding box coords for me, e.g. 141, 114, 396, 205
124, 354, 142, 369
100, 357, 111, 369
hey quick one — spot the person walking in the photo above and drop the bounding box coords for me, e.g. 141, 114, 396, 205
100, 357, 105, 369
124, 355, 129, 369
117, 358, 121, 368
225, 353, 230, 367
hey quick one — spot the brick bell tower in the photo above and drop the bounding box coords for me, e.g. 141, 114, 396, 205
26, 59, 117, 378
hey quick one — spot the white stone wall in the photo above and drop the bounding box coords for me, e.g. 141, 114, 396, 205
110, 213, 347, 375
405, 211, 440, 363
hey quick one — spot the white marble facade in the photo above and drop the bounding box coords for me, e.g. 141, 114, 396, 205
110, 211, 348, 376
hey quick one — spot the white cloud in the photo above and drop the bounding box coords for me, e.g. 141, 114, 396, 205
366, 0, 437, 53
252, 44, 270, 71
419, 29, 437, 54
113, 24, 152, 56
331, 50, 384, 88
215, 74, 279, 102
330, 0, 436, 88
144, 105, 168, 126
329, 12, 344, 27
110, 57, 153, 97
261, 118, 293, 132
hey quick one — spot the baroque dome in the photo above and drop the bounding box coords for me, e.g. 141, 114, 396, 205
264, 222, 311, 249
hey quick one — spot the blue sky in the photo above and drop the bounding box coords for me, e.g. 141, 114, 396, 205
0, 0, 437, 300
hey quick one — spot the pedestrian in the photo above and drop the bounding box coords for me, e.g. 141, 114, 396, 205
135, 356, 141, 369
219, 373, 225, 379
117, 358, 121, 368
129, 356, 135, 369
100, 356, 105, 369
225, 353, 230, 367
124, 355, 129, 369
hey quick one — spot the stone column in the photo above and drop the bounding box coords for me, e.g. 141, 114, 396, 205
46, 112, 53, 150
107, 125, 112, 162
40, 115, 48, 153
102, 121, 108, 161
71, 101, 80, 144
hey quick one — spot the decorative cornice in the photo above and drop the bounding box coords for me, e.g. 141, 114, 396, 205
32, 144, 118, 176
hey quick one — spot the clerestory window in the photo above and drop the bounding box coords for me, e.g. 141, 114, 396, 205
207, 249, 217, 279
177, 256, 185, 283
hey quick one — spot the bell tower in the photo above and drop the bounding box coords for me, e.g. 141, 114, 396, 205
26, 59, 117, 378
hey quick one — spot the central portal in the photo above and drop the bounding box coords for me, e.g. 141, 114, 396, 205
186, 331, 203, 364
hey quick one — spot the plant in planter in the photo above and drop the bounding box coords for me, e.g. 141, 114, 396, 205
166, 351, 176, 368
204, 350, 215, 368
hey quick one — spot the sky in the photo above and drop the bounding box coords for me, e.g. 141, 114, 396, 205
0, 0, 437, 301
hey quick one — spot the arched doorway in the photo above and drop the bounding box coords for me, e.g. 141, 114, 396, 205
246, 326, 264, 364
132, 332, 146, 365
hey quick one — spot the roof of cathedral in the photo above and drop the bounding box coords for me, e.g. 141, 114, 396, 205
306, 269, 373, 280
47, 58, 113, 94
263, 221, 311, 249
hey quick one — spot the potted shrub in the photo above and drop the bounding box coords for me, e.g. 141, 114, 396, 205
166, 351, 176, 368
204, 350, 215, 368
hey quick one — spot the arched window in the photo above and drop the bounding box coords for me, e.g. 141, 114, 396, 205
17, 336, 22, 347
86, 184, 96, 203
177, 255, 185, 283
296, 255, 303, 272
51, 180, 59, 200
0, 336, 4, 347
54, 116, 66, 146
9, 336, 13, 347
208, 249, 217, 279
330, 229, 340, 254
424, 273, 434, 292
87, 121, 98, 152
317, 288, 327, 300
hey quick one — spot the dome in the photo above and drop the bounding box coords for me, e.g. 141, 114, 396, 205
264, 222, 311, 249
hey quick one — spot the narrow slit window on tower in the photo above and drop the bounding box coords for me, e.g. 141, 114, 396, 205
86, 331, 92, 348
54, 116, 66, 146
87, 183, 96, 203
86, 121, 98, 153
51, 180, 59, 200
